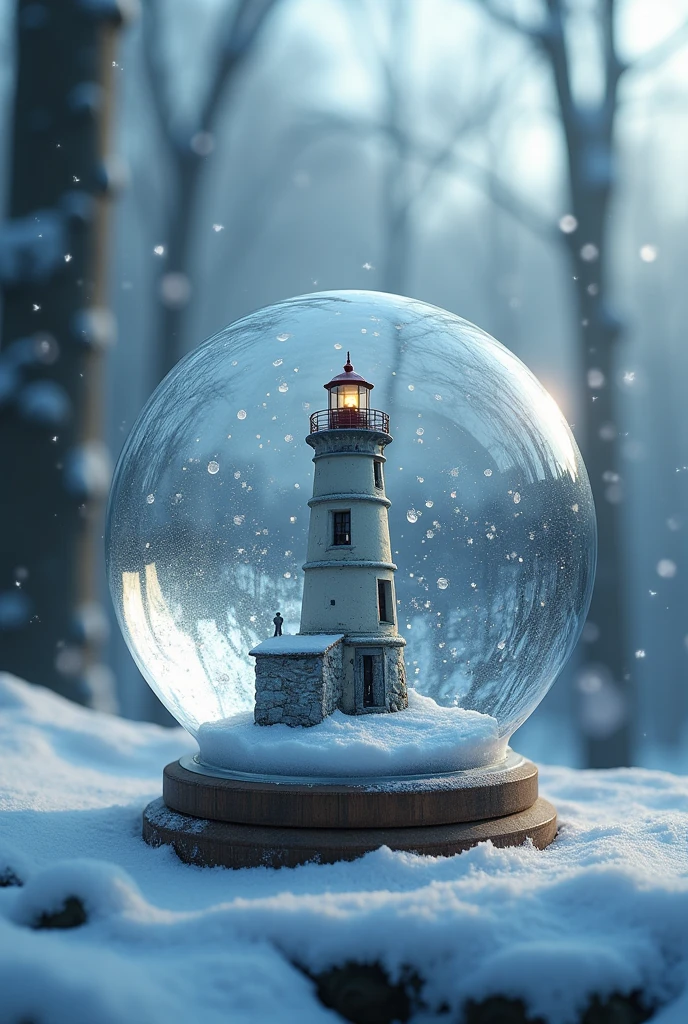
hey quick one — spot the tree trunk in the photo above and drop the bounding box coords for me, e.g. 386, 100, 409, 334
569, 219, 631, 766
0, 0, 127, 707
153, 157, 202, 382
381, 204, 410, 297
541, 1, 632, 766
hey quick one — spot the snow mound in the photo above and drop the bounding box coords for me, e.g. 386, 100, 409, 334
197, 688, 504, 777
12, 859, 143, 928
4, 675, 688, 1022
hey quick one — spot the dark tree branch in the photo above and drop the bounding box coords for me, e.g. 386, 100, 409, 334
140, 0, 177, 157
198, 0, 279, 133
477, 0, 542, 40
410, 57, 527, 215
448, 152, 562, 243
298, 98, 558, 244
141, 0, 279, 155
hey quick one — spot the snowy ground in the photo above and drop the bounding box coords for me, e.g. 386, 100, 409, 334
198, 689, 503, 777
1, 673, 688, 1024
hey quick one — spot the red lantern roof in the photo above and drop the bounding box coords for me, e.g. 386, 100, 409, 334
324, 354, 374, 391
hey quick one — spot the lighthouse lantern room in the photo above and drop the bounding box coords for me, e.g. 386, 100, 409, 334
250, 356, 408, 727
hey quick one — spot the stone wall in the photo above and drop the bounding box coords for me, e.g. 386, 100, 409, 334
254, 640, 344, 728
384, 646, 408, 712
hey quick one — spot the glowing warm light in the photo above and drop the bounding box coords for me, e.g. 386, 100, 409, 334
342, 386, 359, 409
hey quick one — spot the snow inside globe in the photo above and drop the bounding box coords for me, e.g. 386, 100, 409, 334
106, 291, 596, 781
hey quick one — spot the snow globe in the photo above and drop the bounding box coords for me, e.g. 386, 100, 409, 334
106, 291, 595, 867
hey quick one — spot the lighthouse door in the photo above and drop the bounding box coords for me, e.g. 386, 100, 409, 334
355, 648, 384, 711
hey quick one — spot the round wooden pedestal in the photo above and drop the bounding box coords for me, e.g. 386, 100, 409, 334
143, 754, 557, 869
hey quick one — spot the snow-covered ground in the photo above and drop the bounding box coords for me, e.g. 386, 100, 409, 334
1, 672, 688, 1023
198, 689, 503, 777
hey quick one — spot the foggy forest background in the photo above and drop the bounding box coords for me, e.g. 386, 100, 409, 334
1, 0, 687, 772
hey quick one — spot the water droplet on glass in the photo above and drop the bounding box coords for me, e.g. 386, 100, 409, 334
425, 500, 434, 508
237, 409, 247, 420
273, 358, 283, 367
208, 461, 219, 475
484, 469, 492, 477
437, 578, 449, 590
513, 492, 521, 504
146, 494, 155, 504
334, 343, 342, 350
278, 383, 289, 393
497, 640, 506, 650
407, 509, 419, 523
416, 428, 424, 436
408, 384, 415, 391
276, 333, 291, 342
233, 515, 244, 525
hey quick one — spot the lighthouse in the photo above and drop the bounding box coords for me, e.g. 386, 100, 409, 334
250, 355, 408, 727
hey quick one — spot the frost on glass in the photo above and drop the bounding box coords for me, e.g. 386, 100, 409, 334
106, 291, 596, 758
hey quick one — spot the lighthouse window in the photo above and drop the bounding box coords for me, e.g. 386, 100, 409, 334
373, 460, 383, 489
333, 510, 351, 546
377, 579, 394, 623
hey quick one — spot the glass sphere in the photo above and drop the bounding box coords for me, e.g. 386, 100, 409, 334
106, 291, 595, 776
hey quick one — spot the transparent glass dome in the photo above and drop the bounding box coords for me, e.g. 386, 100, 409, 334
106, 291, 596, 777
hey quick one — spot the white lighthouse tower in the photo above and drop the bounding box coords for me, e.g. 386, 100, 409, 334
250, 355, 408, 726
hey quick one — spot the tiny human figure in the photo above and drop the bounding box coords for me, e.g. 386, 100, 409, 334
273, 612, 284, 637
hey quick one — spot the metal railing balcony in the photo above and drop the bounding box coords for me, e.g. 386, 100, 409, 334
309, 408, 390, 433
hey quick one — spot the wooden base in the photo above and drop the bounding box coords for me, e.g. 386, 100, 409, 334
162, 757, 540, 829
143, 796, 557, 869
143, 756, 557, 869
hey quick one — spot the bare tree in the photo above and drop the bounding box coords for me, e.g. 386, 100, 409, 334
464, 0, 688, 766
140, 0, 280, 382
338, 0, 523, 297
0, 0, 132, 705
